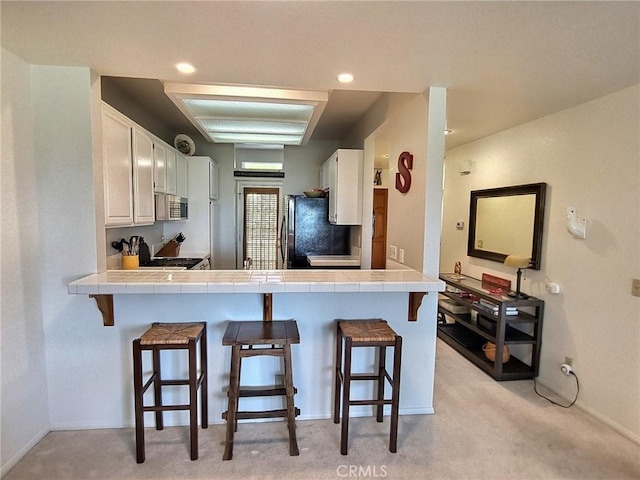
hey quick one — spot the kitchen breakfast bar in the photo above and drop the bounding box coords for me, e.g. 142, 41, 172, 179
68, 269, 444, 428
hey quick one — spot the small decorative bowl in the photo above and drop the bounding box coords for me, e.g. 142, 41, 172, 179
482, 342, 510, 362
303, 190, 324, 198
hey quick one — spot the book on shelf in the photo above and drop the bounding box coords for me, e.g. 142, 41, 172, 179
477, 299, 518, 315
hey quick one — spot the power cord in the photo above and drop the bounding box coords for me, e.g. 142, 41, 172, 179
533, 371, 579, 408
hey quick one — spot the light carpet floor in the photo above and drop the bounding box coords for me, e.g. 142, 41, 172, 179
4, 340, 639, 480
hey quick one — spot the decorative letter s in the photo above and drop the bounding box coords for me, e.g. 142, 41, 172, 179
395, 151, 413, 193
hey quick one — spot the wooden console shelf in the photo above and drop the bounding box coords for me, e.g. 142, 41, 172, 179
437, 273, 544, 381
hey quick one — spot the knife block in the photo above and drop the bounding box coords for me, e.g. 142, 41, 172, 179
155, 240, 181, 257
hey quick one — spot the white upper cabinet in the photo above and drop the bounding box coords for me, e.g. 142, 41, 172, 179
102, 105, 134, 226
102, 103, 155, 227
132, 127, 155, 225
325, 149, 363, 225
165, 147, 177, 195
153, 141, 167, 193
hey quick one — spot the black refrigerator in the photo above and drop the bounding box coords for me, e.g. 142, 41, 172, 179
280, 195, 350, 268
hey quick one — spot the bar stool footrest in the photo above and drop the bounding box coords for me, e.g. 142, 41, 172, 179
223, 408, 300, 421
238, 386, 298, 397
349, 399, 393, 407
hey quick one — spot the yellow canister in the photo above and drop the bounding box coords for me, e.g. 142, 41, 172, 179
122, 255, 139, 270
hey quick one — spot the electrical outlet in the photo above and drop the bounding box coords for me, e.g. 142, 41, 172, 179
632, 279, 640, 297
399, 248, 405, 264
389, 245, 398, 260
561, 363, 573, 375
564, 356, 573, 367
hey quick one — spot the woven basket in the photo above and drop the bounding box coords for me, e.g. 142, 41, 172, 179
482, 342, 510, 362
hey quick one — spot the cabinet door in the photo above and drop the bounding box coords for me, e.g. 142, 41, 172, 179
153, 142, 167, 193
132, 128, 155, 225
102, 107, 133, 226
165, 147, 177, 195
327, 153, 338, 223
176, 153, 188, 198
330, 149, 363, 225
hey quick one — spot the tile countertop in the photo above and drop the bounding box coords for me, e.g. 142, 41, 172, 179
68, 269, 445, 295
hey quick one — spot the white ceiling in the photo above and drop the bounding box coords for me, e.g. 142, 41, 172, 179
2, 1, 638, 149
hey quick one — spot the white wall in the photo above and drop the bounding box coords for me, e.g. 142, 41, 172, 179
441, 85, 640, 441
0, 52, 101, 475
1, 49, 50, 477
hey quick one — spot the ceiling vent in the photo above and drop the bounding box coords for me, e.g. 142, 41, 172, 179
164, 82, 328, 146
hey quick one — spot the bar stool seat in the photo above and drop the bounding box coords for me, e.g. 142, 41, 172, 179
132, 322, 207, 463
333, 319, 402, 455
222, 320, 300, 460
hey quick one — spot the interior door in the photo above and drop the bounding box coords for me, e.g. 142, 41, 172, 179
371, 188, 388, 269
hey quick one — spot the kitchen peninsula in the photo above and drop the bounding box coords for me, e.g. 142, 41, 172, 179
68, 268, 444, 423
69, 269, 443, 325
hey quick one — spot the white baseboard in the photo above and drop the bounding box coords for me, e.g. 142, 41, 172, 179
49, 406, 436, 432
576, 403, 640, 445
535, 380, 639, 445
1, 426, 49, 478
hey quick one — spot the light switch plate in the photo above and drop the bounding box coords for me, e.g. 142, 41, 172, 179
389, 245, 398, 260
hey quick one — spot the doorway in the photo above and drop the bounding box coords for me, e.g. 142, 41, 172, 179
241, 187, 280, 269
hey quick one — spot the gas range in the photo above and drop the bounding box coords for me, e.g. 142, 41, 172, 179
140, 257, 208, 270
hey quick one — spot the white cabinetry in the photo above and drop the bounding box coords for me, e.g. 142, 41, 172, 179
131, 127, 155, 224
102, 106, 133, 226
165, 147, 177, 195
324, 149, 363, 225
154, 140, 185, 197
102, 104, 155, 227
153, 142, 167, 193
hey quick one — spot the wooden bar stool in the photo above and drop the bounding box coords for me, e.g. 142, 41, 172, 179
222, 320, 300, 460
132, 322, 207, 463
333, 319, 402, 455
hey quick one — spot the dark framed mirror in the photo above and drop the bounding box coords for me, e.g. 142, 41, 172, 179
467, 183, 546, 270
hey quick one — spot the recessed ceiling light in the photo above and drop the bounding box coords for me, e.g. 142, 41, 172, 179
337, 73, 354, 83
176, 63, 196, 74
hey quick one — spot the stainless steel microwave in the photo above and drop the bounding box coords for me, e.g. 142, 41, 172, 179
155, 194, 188, 221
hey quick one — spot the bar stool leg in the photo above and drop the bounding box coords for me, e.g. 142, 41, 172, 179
333, 326, 343, 424
389, 336, 402, 453
376, 345, 387, 423
283, 343, 299, 456
152, 347, 163, 430
188, 339, 198, 460
223, 344, 241, 461
340, 337, 353, 455
200, 326, 208, 429
133, 340, 145, 464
